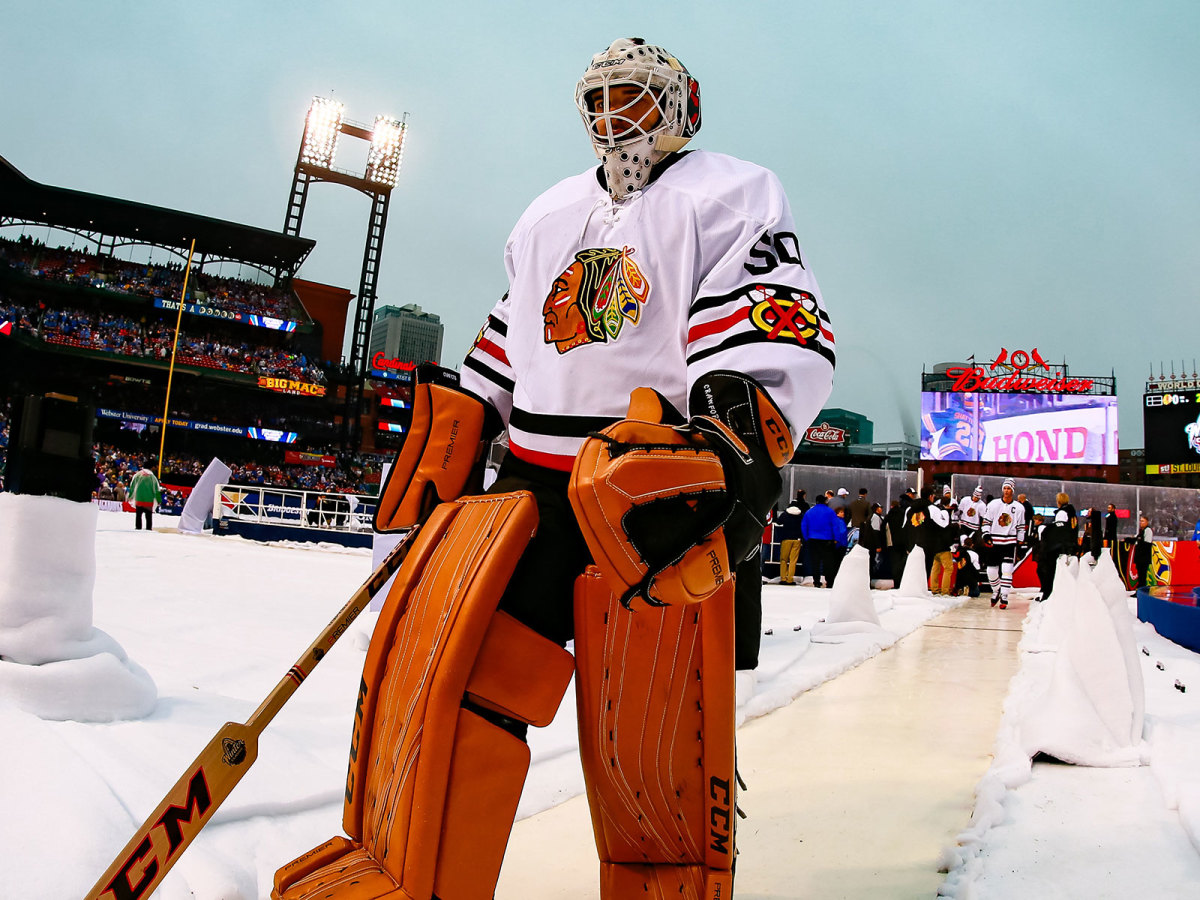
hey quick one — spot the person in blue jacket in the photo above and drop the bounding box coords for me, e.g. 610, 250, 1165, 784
801, 493, 840, 588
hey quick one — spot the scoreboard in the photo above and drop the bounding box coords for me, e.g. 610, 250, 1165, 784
1144, 390, 1200, 474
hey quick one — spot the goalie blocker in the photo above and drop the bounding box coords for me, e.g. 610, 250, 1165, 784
374, 364, 501, 533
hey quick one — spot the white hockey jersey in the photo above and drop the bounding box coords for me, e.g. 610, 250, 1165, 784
958, 499, 985, 533
461, 150, 836, 471
982, 499, 1026, 546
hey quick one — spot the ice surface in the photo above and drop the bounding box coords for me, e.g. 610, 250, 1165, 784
0, 507, 1197, 898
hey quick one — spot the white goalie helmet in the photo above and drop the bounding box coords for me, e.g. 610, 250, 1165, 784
575, 37, 701, 200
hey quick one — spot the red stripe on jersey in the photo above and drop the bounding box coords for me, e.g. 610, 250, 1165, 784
510, 441, 576, 472
473, 337, 510, 366
687, 306, 749, 344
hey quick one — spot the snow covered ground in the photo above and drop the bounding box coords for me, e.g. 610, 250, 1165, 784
1, 502, 1199, 898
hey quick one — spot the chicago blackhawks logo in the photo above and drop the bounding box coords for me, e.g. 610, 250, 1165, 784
909, 511, 926, 528
998, 512, 1012, 528
542, 247, 650, 353
747, 285, 821, 343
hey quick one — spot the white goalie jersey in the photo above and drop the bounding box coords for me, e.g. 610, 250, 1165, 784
461, 150, 836, 470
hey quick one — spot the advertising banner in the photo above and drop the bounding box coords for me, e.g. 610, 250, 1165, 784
370, 353, 416, 383
920, 392, 1118, 464
285, 451, 336, 467
96, 408, 297, 443
154, 298, 298, 332
257, 376, 326, 397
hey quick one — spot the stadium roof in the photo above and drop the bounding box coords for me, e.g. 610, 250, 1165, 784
0, 155, 315, 273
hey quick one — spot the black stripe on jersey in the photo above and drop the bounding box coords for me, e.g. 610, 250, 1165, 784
687, 330, 837, 368
486, 314, 508, 337
690, 285, 834, 323
510, 407, 621, 438
463, 355, 515, 394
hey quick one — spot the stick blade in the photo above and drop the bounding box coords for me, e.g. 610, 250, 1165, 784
85, 722, 259, 900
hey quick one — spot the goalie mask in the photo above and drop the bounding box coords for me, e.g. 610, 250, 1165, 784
575, 37, 701, 201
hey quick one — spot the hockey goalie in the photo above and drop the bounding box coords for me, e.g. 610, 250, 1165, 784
273, 36, 835, 900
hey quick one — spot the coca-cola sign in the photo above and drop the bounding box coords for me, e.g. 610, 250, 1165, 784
804, 422, 846, 445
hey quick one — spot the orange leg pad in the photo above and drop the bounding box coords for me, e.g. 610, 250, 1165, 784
574, 566, 737, 893
277, 492, 576, 900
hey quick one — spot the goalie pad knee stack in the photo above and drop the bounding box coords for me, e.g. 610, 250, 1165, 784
274, 493, 575, 900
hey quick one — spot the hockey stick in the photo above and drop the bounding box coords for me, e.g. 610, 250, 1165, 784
84, 524, 421, 900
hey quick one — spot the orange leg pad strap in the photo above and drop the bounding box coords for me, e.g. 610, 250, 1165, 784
600, 862, 735, 900
574, 566, 737, 895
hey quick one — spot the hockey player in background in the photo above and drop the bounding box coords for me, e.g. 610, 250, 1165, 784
981, 477, 1026, 609
274, 37, 835, 900
958, 484, 985, 541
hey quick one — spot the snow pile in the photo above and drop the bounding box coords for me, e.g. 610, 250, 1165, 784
939, 569, 1173, 899
1018, 573, 1147, 766
0, 494, 155, 720
1029, 555, 1077, 649
894, 545, 933, 601
810, 545, 890, 642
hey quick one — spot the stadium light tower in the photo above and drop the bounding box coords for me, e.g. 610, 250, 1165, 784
283, 97, 408, 448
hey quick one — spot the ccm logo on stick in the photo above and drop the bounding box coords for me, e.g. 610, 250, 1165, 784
102, 770, 212, 900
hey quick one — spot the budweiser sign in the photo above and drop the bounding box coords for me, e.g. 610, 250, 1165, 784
804, 422, 846, 445
946, 347, 1093, 393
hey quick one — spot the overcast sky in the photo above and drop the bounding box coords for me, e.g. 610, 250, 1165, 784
3, 1, 1197, 445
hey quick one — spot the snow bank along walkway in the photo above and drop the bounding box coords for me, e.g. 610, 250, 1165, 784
496, 593, 1025, 899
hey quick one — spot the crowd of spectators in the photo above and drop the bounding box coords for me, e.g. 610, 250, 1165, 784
93, 444, 386, 499
2, 298, 326, 384
0, 235, 307, 323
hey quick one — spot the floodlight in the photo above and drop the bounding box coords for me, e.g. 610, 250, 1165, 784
300, 97, 345, 169
365, 115, 406, 187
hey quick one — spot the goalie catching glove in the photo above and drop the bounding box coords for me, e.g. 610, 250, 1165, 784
569, 372, 793, 609
374, 364, 501, 532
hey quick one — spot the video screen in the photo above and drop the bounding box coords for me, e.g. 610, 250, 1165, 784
1144, 391, 1200, 466
920, 392, 1119, 464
